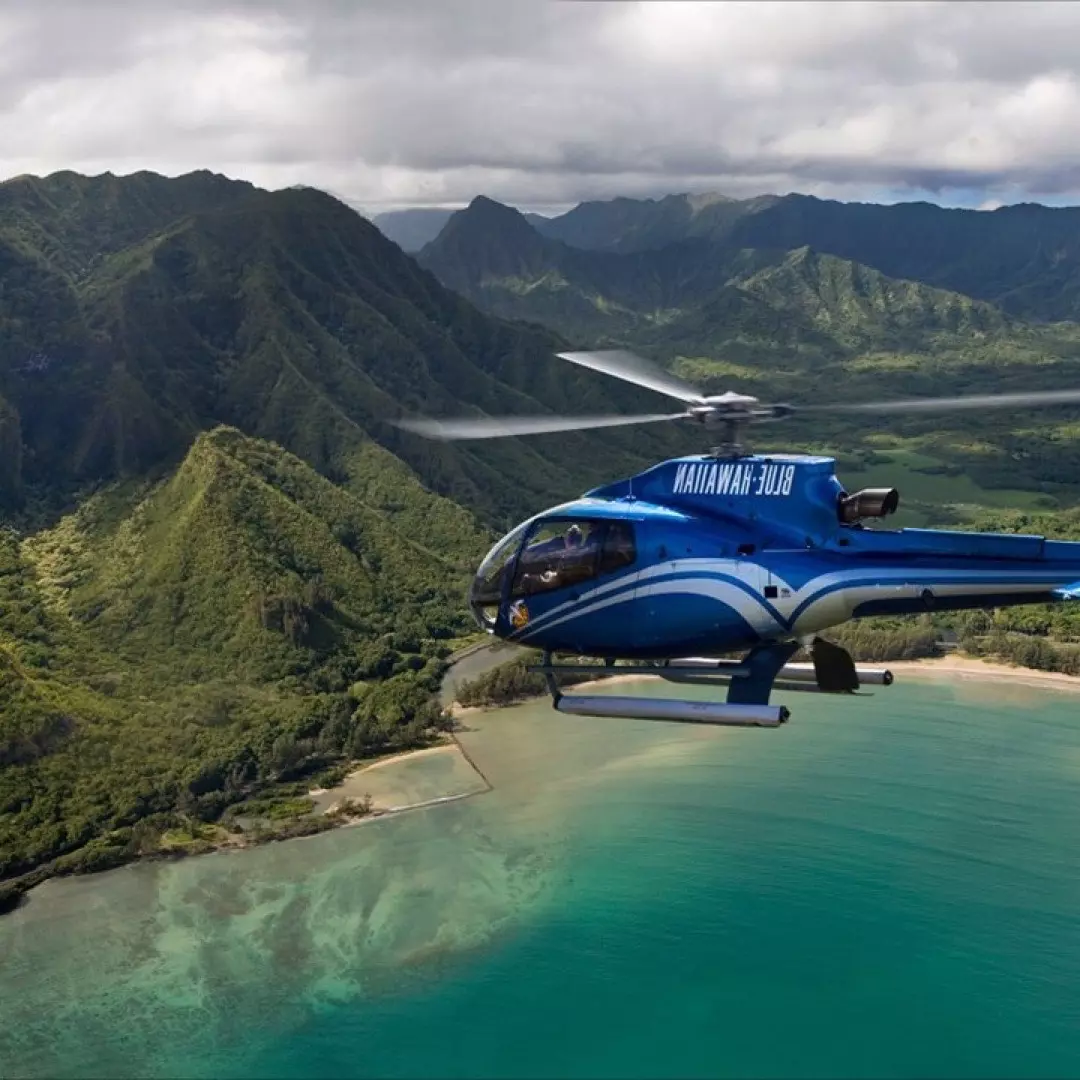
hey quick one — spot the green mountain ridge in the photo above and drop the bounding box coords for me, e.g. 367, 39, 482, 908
0, 169, 256, 281
656, 246, 1013, 357
419, 195, 777, 341
0, 172, 695, 528
533, 190, 783, 257
531, 190, 1080, 323
1, 426, 481, 886
419, 197, 1019, 355
24, 426, 483, 678
417, 193, 1080, 515
0, 168, 710, 905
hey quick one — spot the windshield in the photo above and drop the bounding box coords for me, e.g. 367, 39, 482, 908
471, 520, 531, 608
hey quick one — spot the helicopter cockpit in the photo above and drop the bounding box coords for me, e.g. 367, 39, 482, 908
469, 515, 637, 631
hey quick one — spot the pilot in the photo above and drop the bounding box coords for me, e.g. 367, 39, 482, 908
535, 525, 587, 587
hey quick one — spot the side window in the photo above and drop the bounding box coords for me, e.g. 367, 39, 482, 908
599, 521, 636, 574
511, 520, 603, 597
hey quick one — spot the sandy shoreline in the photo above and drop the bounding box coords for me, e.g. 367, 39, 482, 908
307, 736, 491, 821
449, 654, 1080, 716
307, 741, 459, 796
886, 653, 1080, 693
202, 655, 1080, 839
159, 654, 1080, 856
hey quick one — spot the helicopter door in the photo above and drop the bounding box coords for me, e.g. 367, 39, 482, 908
634, 537, 772, 653
505, 518, 640, 653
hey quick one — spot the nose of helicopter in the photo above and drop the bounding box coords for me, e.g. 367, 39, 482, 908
467, 574, 494, 632
468, 520, 531, 634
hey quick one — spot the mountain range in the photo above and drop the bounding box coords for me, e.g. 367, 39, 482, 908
373, 206, 550, 254
1, 172, 702, 525
5, 169, 1080, 904
381, 189, 1080, 323
532, 192, 1080, 324
0, 169, 699, 900
413, 192, 1080, 516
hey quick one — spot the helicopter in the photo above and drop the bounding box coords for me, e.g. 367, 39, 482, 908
396, 349, 1080, 728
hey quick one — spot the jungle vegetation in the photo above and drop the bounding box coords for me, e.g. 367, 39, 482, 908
5, 171, 1080, 909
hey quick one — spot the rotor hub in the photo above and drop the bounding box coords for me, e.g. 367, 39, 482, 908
684, 398, 797, 457
702, 392, 760, 409
687, 400, 794, 427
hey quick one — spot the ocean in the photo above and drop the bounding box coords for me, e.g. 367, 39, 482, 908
3, 674, 1080, 1079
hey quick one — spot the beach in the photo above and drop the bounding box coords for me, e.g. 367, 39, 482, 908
8, 650, 1074, 921
446, 653, 1080, 721
212, 652, 1080, 834
307, 738, 491, 819
888, 653, 1080, 693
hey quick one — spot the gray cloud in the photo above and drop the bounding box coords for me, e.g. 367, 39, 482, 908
2, 1, 1080, 211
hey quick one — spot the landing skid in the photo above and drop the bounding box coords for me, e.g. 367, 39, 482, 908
530, 637, 894, 728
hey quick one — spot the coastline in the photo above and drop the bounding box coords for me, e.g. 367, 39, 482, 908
886, 653, 1080, 694
130, 736, 493, 857
449, 652, 1080, 715
306, 736, 492, 818
0, 733, 494, 918
135, 653, 1080, 856
5, 651, 1076, 918
307, 741, 461, 797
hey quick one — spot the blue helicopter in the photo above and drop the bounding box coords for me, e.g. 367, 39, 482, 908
398, 349, 1080, 728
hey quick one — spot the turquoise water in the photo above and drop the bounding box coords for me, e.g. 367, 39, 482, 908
3, 675, 1080, 1078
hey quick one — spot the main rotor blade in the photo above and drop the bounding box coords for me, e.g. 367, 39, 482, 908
805, 388, 1080, 415
394, 410, 688, 441
556, 349, 707, 405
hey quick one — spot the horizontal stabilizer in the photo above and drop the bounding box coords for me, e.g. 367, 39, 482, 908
1053, 581, 1080, 601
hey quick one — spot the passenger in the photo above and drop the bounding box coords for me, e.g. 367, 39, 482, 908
514, 523, 596, 592
535, 526, 586, 586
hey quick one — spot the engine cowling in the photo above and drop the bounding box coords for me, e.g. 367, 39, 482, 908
838, 487, 900, 523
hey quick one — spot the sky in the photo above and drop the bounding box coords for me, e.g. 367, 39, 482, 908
3, 0, 1080, 215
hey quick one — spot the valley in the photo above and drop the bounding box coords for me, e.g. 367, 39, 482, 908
410, 193, 1080, 522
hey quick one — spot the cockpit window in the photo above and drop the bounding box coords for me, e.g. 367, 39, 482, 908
472, 520, 530, 607
510, 519, 635, 598
599, 521, 636, 573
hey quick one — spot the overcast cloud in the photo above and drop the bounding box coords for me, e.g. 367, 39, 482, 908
2, 0, 1080, 212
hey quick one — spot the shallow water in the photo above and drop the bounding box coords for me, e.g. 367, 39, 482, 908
3, 676, 1080, 1079
307, 743, 489, 814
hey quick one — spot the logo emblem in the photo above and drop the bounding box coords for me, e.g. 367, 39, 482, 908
509, 601, 530, 629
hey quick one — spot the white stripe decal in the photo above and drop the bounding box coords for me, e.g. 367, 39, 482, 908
519, 575, 1067, 644
513, 557, 1074, 639
520, 577, 783, 641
